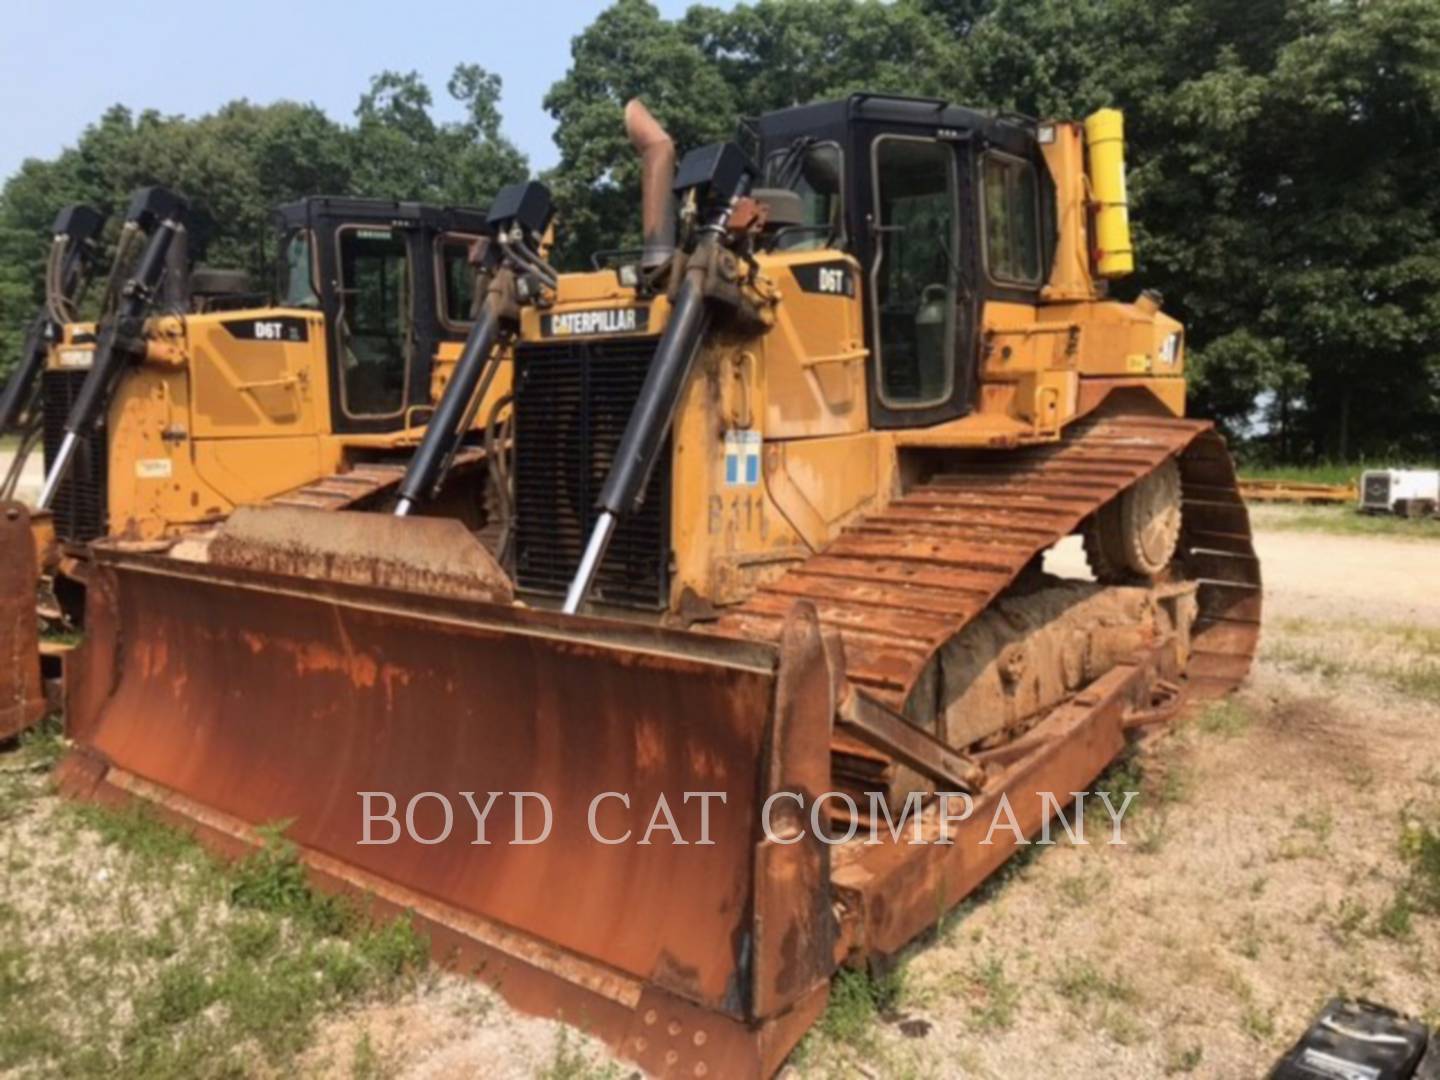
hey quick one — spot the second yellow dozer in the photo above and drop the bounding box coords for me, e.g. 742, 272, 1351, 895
59, 96, 1260, 1076
3, 183, 556, 732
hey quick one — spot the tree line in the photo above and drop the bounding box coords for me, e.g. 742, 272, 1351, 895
3, 0, 1437, 461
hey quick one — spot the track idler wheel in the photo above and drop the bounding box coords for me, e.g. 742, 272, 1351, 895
1084, 458, 1182, 582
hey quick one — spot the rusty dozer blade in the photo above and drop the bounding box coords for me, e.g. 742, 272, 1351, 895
62, 551, 836, 1077
1, 501, 45, 741
203, 505, 513, 604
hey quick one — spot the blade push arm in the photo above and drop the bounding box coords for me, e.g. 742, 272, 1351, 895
393, 182, 554, 517
39, 188, 187, 512
563, 142, 755, 614
0, 204, 105, 440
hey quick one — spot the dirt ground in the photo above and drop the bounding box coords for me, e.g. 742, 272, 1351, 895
784, 523, 1440, 1079
1, 504, 1437, 1079
0, 444, 41, 504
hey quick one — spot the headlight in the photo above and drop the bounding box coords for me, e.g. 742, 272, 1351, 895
57, 347, 93, 369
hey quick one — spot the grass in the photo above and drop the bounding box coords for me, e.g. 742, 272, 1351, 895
1088, 744, 1191, 854
1399, 805, 1440, 914
1265, 618, 1440, 703
1197, 699, 1253, 738
1164, 1042, 1204, 1074
535, 1024, 622, 1080
1248, 503, 1440, 539
1054, 959, 1137, 1009
1267, 640, 1440, 703
0, 770, 432, 1079
966, 957, 1021, 1032
1239, 461, 1355, 485
1238, 460, 1409, 486
816, 964, 908, 1047
790, 964, 908, 1071
1240, 1002, 1277, 1041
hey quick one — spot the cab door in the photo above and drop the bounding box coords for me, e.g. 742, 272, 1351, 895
327, 224, 418, 434
861, 132, 979, 428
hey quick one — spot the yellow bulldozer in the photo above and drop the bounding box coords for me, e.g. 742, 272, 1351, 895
2, 182, 555, 735
56, 96, 1260, 1077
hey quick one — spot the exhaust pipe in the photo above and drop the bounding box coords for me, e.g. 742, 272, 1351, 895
624, 99, 676, 269
393, 181, 553, 516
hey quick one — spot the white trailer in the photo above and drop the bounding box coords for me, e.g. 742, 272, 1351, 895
1359, 469, 1440, 517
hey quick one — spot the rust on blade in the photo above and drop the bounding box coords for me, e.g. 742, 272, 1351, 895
68, 552, 780, 1013
206, 505, 514, 603
1, 501, 45, 741
63, 552, 855, 1077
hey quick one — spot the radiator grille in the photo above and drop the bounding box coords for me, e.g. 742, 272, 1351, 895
41, 370, 107, 543
512, 337, 671, 609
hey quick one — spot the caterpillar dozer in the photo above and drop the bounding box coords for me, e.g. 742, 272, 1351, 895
1, 202, 106, 739
4, 182, 557, 738
58, 96, 1260, 1077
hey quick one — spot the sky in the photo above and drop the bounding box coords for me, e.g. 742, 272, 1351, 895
0, 0, 724, 183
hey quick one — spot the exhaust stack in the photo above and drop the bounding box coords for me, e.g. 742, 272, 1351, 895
625, 99, 676, 268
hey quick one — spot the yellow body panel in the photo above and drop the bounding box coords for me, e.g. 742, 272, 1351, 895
760, 252, 869, 439
522, 110, 1186, 613
49, 304, 509, 541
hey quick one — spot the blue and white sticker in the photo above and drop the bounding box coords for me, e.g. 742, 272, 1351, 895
724, 430, 761, 487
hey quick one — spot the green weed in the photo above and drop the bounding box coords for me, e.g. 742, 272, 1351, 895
1399, 809, 1440, 913
7, 795, 431, 1077
1378, 896, 1414, 940
968, 957, 1021, 1031
1055, 959, 1137, 1008
819, 964, 907, 1047
1164, 1042, 1204, 1073
1240, 1002, 1276, 1041
1197, 700, 1252, 737
535, 1023, 622, 1080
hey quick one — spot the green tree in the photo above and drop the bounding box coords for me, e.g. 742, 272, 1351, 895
943, 0, 1440, 455
543, 0, 738, 262
543, 0, 954, 263
0, 65, 527, 380
350, 66, 527, 205
547, 0, 1440, 457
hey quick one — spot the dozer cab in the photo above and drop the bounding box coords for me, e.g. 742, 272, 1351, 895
59, 96, 1260, 1077
4, 183, 553, 733
35, 188, 519, 543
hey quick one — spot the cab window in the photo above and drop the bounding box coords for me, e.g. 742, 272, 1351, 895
437, 235, 481, 329
280, 229, 319, 308
871, 136, 958, 408
981, 153, 1042, 286
336, 226, 412, 419
764, 142, 843, 250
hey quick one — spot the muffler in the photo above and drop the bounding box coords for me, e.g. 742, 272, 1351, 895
625, 99, 676, 269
